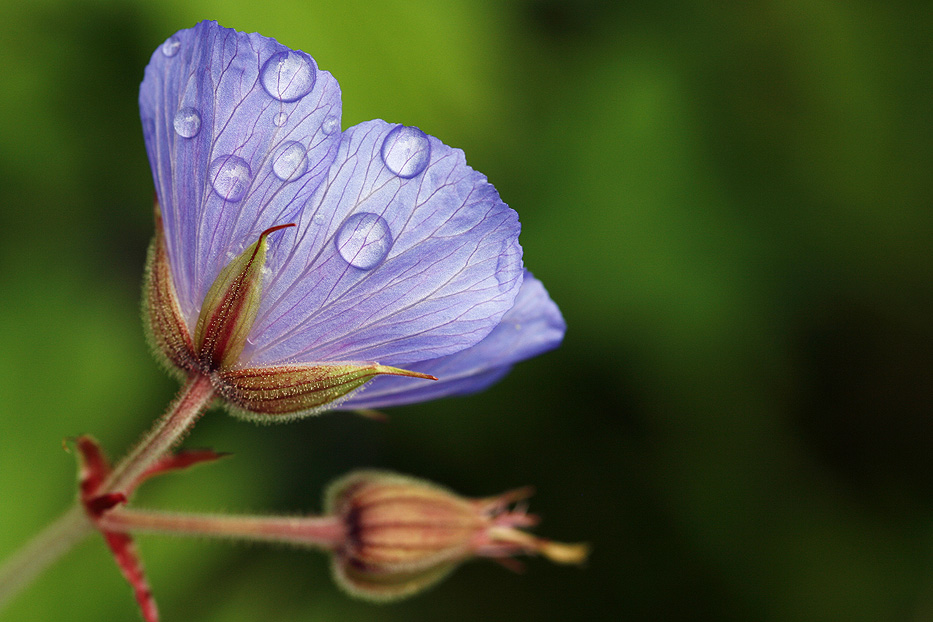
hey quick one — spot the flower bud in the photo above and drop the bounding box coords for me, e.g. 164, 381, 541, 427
324, 470, 588, 601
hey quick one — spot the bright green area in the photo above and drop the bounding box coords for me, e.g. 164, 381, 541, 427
0, 1, 931, 620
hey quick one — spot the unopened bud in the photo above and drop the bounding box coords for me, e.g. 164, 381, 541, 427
324, 470, 588, 601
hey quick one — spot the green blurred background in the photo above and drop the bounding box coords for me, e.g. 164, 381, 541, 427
1, 0, 931, 620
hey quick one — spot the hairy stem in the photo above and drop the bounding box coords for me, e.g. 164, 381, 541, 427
0, 506, 94, 612
0, 373, 215, 613
99, 508, 345, 550
105, 373, 215, 494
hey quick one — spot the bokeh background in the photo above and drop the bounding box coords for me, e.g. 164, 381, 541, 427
1, 0, 931, 620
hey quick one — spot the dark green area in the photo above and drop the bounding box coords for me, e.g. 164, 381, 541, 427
0, 1, 931, 620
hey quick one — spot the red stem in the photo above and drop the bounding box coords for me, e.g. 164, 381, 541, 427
104, 373, 215, 495
99, 508, 345, 551
0, 373, 216, 613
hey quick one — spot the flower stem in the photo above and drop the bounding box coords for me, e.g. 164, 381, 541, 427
0, 373, 215, 613
100, 508, 345, 550
105, 373, 215, 494
0, 506, 94, 612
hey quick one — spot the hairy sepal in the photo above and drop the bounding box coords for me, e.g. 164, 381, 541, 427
143, 203, 197, 375
323, 470, 482, 602
215, 363, 436, 421
194, 224, 294, 371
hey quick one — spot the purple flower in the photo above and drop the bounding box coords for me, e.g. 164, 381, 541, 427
139, 21, 564, 418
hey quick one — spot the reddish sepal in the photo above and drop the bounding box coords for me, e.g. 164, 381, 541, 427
104, 531, 159, 622
71, 435, 161, 622
135, 448, 230, 488
86, 492, 127, 517
74, 435, 110, 497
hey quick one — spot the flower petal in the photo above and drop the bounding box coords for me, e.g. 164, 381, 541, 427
139, 21, 343, 325
243, 119, 524, 367
339, 271, 564, 409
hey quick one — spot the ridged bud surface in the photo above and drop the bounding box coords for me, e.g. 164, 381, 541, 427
325, 471, 588, 601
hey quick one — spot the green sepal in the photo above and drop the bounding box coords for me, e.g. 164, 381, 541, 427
215, 363, 437, 421
331, 556, 458, 603
193, 224, 293, 371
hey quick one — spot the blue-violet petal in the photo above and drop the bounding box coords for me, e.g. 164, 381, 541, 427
340, 271, 564, 409
242, 119, 523, 368
140, 21, 343, 326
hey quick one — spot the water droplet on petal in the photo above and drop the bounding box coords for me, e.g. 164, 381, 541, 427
261, 51, 316, 103
209, 155, 252, 202
173, 107, 201, 138
381, 125, 431, 178
322, 114, 340, 135
272, 141, 308, 182
335, 212, 393, 270
273, 112, 288, 127
161, 36, 181, 57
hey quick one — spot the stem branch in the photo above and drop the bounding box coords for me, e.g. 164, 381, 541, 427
0, 373, 215, 613
99, 508, 344, 550
0, 506, 93, 611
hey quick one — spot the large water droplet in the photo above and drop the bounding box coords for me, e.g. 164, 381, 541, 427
173, 107, 201, 138
273, 112, 288, 127
322, 114, 340, 135
209, 155, 252, 202
260, 51, 316, 103
161, 36, 181, 57
381, 125, 431, 178
335, 212, 393, 270
272, 141, 308, 182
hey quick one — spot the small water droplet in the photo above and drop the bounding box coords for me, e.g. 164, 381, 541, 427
209, 155, 252, 202
161, 36, 181, 57
322, 114, 340, 135
335, 212, 393, 270
381, 125, 431, 178
273, 112, 288, 127
272, 141, 308, 182
173, 107, 201, 138
261, 51, 316, 103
